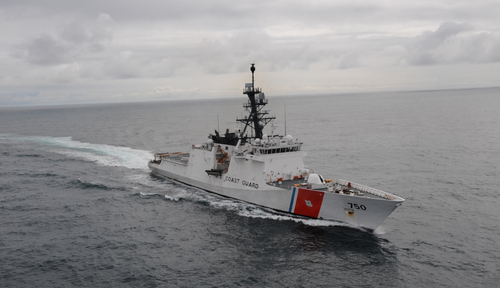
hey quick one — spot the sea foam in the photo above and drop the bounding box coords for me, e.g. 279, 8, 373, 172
1, 135, 152, 170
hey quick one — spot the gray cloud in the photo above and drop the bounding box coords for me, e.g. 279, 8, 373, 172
405, 21, 500, 65
12, 33, 71, 65
5, 0, 499, 32
2, 1, 500, 106
338, 52, 360, 70
11, 13, 112, 66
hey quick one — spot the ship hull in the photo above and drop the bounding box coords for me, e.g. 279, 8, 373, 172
149, 161, 402, 232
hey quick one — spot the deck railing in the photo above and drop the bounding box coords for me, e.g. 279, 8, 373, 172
154, 152, 189, 166
337, 179, 405, 202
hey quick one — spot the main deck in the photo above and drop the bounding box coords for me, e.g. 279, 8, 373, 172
151, 152, 189, 166
270, 178, 403, 201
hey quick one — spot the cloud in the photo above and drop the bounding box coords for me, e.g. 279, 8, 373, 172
2, 1, 500, 107
101, 51, 143, 79
147, 85, 200, 99
405, 21, 500, 65
11, 13, 113, 66
11, 33, 71, 65
338, 52, 360, 70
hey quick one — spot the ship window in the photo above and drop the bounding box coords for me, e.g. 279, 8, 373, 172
281, 148, 285, 153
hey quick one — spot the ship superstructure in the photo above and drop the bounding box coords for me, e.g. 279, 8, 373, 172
148, 64, 404, 231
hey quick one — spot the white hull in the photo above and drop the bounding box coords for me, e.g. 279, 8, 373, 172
148, 147, 403, 231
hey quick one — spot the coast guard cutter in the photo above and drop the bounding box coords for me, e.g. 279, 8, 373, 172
149, 64, 404, 231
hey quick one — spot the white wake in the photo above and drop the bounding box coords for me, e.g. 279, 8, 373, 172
1, 134, 152, 170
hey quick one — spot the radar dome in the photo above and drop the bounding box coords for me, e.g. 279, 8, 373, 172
307, 173, 325, 185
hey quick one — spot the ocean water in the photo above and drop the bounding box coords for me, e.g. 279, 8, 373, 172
1, 87, 499, 287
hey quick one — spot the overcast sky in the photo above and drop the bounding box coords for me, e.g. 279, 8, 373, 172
1, 0, 499, 106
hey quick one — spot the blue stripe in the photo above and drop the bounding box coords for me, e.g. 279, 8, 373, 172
289, 187, 297, 212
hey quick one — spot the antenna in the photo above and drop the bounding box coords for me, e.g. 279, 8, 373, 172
251, 63, 255, 90
284, 103, 287, 136
217, 113, 220, 133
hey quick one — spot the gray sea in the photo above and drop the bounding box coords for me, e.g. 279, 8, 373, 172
1, 87, 499, 287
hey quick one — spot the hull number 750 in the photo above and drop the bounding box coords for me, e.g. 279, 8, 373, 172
348, 203, 366, 210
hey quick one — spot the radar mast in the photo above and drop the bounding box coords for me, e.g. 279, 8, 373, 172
237, 64, 275, 139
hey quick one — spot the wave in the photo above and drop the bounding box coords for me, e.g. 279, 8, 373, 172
139, 191, 160, 196
0, 134, 152, 170
212, 199, 355, 228
71, 178, 128, 191
127, 174, 187, 201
